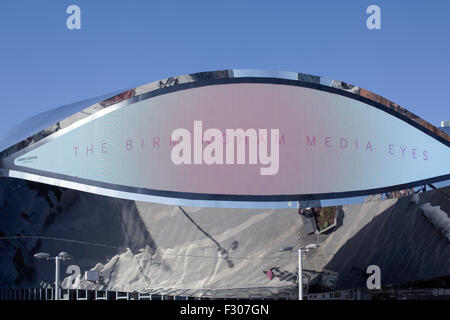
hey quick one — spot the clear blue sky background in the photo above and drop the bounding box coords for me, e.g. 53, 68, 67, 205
0, 0, 449, 137
0, 0, 448, 208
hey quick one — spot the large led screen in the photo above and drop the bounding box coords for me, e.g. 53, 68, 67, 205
5, 80, 450, 201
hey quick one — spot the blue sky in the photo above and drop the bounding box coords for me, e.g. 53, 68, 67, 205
0, 0, 448, 208
0, 0, 449, 137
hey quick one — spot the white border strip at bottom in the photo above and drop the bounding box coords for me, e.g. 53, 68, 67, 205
5, 169, 449, 209
4, 170, 291, 209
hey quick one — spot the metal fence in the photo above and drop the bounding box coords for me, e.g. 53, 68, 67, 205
0, 285, 298, 300
0, 288, 272, 301
0, 288, 180, 301
1, 287, 449, 300
306, 287, 450, 300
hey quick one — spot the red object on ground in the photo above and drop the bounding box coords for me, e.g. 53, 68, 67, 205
267, 269, 274, 280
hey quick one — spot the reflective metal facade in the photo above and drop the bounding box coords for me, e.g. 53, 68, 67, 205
0, 70, 448, 203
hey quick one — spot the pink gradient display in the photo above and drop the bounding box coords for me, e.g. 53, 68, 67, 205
14, 83, 450, 196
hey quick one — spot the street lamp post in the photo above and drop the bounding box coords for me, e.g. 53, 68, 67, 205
279, 243, 319, 300
298, 248, 303, 300
298, 244, 319, 300
34, 251, 73, 300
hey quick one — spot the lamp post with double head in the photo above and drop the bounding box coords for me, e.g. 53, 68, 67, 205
33, 251, 73, 300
